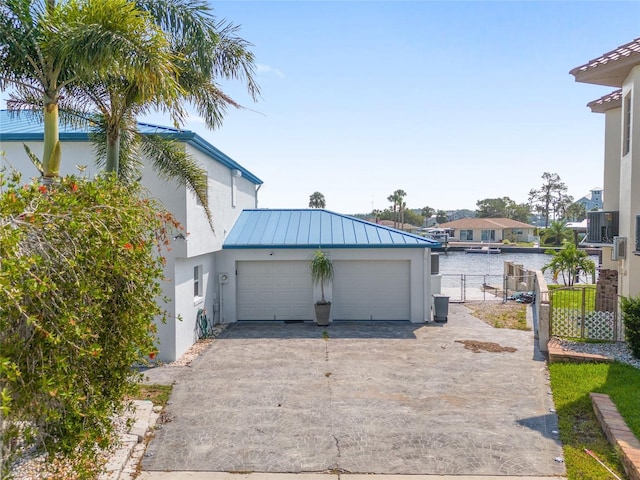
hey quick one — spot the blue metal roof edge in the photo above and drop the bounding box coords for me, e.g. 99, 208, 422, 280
222, 209, 442, 249
223, 243, 439, 250
0, 111, 262, 185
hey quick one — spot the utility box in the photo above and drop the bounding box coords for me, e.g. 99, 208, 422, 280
433, 294, 449, 323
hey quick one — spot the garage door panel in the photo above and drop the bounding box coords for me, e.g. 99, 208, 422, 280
237, 261, 313, 321
333, 260, 410, 320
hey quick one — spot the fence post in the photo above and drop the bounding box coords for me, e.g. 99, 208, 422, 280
580, 287, 586, 339
535, 270, 550, 353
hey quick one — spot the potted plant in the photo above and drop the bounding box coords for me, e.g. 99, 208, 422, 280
310, 250, 333, 326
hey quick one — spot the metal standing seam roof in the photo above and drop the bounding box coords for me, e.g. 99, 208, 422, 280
223, 209, 442, 249
0, 110, 262, 185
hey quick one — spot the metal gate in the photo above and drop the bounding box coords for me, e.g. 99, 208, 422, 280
550, 285, 620, 341
441, 274, 506, 303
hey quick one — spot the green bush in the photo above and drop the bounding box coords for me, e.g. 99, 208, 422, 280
0, 172, 179, 477
621, 295, 640, 359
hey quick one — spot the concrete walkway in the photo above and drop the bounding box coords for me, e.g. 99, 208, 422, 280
140, 304, 565, 478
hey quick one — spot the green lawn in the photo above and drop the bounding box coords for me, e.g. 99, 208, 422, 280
549, 362, 640, 479
548, 284, 597, 311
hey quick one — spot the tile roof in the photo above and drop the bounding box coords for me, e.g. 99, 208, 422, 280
437, 218, 534, 230
587, 89, 622, 113
223, 209, 441, 249
0, 110, 262, 185
570, 38, 640, 87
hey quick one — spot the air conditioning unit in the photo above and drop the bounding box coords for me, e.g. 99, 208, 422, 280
218, 273, 229, 284
587, 211, 619, 244
612, 236, 626, 260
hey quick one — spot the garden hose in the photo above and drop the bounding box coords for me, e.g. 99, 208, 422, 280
197, 308, 210, 339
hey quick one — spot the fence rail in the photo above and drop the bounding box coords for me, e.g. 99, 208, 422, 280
440, 274, 534, 303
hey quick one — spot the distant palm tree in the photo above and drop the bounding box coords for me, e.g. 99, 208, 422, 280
387, 189, 406, 229
541, 220, 574, 246
543, 241, 595, 286
309, 191, 326, 208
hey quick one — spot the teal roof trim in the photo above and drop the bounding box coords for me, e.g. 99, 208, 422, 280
0, 110, 262, 185
223, 209, 441, 249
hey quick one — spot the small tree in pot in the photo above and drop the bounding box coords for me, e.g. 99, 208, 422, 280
310, 250, 333, 326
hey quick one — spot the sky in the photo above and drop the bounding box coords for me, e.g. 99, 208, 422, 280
4, 1, 640, 215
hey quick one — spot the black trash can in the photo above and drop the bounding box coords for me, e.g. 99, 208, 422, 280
433, 294, 449, 323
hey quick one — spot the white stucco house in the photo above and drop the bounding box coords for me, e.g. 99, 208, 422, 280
570, 37, 640, 298
0, 111, 263, 361
218, 209, 441, 323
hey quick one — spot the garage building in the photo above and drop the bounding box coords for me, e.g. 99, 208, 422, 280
217, 209, 441, 324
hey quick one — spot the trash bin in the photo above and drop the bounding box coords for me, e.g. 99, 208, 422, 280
433, 294, 449, 323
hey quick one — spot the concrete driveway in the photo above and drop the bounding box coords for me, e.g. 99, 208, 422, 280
141, 304, 565, 477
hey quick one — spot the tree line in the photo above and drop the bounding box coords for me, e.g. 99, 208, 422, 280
310, 171, 589, 228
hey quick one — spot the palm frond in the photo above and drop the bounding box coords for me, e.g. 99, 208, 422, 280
138, 134, 213, 231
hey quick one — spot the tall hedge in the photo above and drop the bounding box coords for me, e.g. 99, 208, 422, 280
0, 172, 178, 477
621, 295, 640, 359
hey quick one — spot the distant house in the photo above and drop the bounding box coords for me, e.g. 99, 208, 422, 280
570, 37, 640, 299
377, 219, 421, 234
575, 187, 603, 211
437, 218, 535, 243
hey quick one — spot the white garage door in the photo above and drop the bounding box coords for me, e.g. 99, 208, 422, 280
333, 260, 410, 320
236, 261, 313, 321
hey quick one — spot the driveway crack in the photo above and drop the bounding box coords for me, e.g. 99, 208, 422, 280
323, 331, 341, 468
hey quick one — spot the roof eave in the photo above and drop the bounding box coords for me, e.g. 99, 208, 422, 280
223, 243, 441, 250
570, 51, 640, 87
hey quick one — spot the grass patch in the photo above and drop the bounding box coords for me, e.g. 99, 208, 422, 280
548, 284, 597, 311
467, 302, 529, 330
549, 362, 640, 479
128, 384, 173, 407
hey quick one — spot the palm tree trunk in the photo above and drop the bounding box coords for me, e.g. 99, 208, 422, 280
42, 99, 61, 180
106, 128, 121, 174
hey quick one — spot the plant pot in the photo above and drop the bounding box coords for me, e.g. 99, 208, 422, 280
314, 302, 331, 326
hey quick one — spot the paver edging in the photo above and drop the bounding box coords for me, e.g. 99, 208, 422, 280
547, 338, 613, 364
590, 392, 640, 480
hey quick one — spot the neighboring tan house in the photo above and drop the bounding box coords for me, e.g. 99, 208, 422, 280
570, 37, 640, 299
575, 187, 603, 212
377, 219, 421, 234
218, 209, 441, 323
0, 111, 262, 362
437, 218, 535, 243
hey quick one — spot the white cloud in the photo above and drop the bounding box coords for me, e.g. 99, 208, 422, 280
256, 63, 284, 78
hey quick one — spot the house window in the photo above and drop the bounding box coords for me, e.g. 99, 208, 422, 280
624, 93, 632, 156
481, 229, 496, 241
194, 265, 203, 298
460, 230, 473, 241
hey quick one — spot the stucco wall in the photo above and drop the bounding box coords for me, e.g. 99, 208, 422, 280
217, 247, 433, 324
619, 66, 640, 297
1, 139, 101, 179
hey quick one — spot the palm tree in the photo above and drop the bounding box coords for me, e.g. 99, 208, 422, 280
3, 0, 261, 229
308, 191, 326, 208
1, 0, 172, 181
387, 189, 406, 229
540, 220, 574, 246
543, 241, 595, 286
